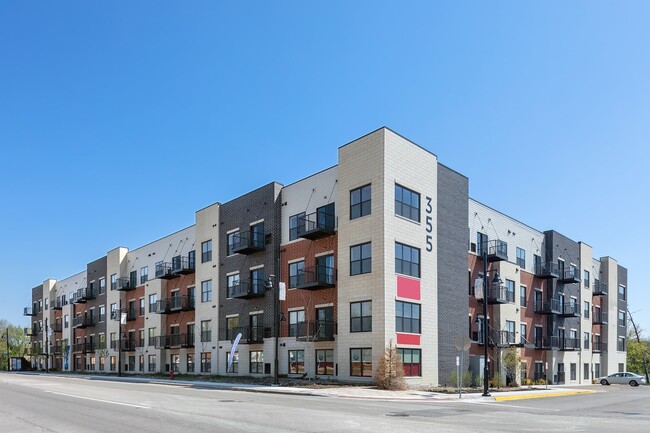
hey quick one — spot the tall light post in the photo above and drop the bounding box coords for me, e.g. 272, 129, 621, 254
481, 244, 502, 397
4, 327, 9, 371
265, 275, 280, 385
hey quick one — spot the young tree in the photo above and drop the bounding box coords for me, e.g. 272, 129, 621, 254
503, 347, 521, 387
375, 341, 407, 390
627, 310, 650, 384
1, 319, 31, 370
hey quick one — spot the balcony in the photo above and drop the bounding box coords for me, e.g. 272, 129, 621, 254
171, 255, 195, 275
593, 311, 608, 325
72, 315, 96, 328
155, 261, 179, 280
558, 268, 580, 284
51, 300, 63, 310
50, 323, 62, 333
231, 232, 265, 255
74, 287, 97, 303
593, 341, 608, 353
295, 321, 336, 342
230, 326, 267, 344
126, 309, 137, 321
297, 211, 335, 240
593, 280, 608, 296
111, 340, 136, 351
295, 266, 336, 290
479, 239, 508, 262
534, 262, 560, 279
534, 299, 562, 315
51, 345, 62, 355
478, 283, 511, 304
24, 326, 39, 337
559, 302, 580, 317
228, 279, 266, 299
72, 342, 95, 354
23, 307, 36, 317
115, 277, 137, 291
552, 337, 580, 351
154, 333, 194, 349
155, 296, 195, 314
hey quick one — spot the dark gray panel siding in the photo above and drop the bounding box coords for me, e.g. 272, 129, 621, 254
87, 256, 108, 336
618, 265, 628, 340
436, 164, 469, 384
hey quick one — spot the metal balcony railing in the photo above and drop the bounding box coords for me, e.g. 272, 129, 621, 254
534, 262, 559, 279
479, 239, 508, 262
231, 231, 265, 255
593, 280, 608, 296
295, 321, 337, 341
297, 211, 335, 240
155, 261, 179, 280
23, 307, 36, 316
228, 279, 266, 299
593, 310, 608, 324
534, 298, 562, 315
171, 255, 195, 275
294, 266, 336, 290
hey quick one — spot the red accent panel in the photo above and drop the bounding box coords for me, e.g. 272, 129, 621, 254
396, 333, 421, 345
397, 276, 420, 300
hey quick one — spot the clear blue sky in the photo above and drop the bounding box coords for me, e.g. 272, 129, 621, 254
1, 2, 648, 330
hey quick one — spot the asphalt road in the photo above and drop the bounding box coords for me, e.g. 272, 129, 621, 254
1, 373, 649, 433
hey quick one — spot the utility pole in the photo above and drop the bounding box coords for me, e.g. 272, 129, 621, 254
627, 309, 649, 384
45, 317, 49, 373
118, 298, 123, 377
6, 327, 10, 371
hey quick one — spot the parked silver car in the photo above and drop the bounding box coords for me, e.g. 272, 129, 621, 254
599, 372, 646, 386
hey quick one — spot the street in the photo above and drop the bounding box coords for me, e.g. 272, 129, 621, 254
1, 373, 649, 432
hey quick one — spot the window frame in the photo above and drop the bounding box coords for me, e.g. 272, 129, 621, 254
350, 300, 372, 333
395, 300, 421, 334
397, 348, 421, 377
201, 240, 212, 263
395, 183, 420, 222
350, 184, 371, 220
395, 242, 420, 278
350, 348, 372, 377
350, 242, 372, 276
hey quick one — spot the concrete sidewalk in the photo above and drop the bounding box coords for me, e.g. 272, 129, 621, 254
16, 372, 599, 401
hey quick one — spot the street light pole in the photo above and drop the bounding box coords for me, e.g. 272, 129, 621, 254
5, 327, 9, 371
118, 299, 122, 377
266, 275, 280, 385
482, 246, 491, 397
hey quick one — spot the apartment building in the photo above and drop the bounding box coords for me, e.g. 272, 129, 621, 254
22, 127, 628, 386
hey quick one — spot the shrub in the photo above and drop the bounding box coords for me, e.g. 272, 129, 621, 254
375, 342, 407, 390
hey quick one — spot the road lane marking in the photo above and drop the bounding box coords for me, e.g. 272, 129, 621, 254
467, 400, 560, 411
45, 391, 151, 409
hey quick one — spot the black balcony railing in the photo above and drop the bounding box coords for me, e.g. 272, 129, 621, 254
110, 340, 136, 351
127, 309, 137, 321
51, 300, 63, 310
170, 295, 195, 311
229, 326, 267, 344
593, 310, 608, 324
72, 342, 95, 353
478, 283, 511, 304
479, 239, 508, 262
231, 232, 265, 255
50, 323, 62, 333
593, 341, 607, 353
593, 280, 608, 296
535, 298, 562, 315
295, 321, 337, 341
171, 255, 196, 275
23, 307, 36, 316
115, 277, 137, 291
558, 268, 580, 284
534, 262, 559, 279
51, 345, 62, 355
72, 315, 96, 328
295, 266, 336, 290
24, 326, 39, 336
155, 261, 179, 280
74, 287, 97, 303
475, 330, 516, 347
228, 279, 266, 299
559, 302, 580, 317
154, 333, 194, 349
297, 211, 335, 240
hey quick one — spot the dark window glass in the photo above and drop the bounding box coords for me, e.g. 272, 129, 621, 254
350, 242, 371, 275
395, 242, 420, 278
350, 301, 372, 332
395, 301, 421, 333
395, 184, 420, 222
350, 185, 371, 219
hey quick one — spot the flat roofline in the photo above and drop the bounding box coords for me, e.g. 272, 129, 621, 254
338, 126, 439, 160
469, 197, 544, 236
282, 164, 338, 189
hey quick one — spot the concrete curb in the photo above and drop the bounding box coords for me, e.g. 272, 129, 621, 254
494, 390, 597, 401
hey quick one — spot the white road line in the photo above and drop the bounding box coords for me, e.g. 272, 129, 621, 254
45, 391, 151, 409
466, 400, 560, 411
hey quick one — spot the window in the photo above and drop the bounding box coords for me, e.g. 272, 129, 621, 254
251, 222, 264, 247
505, 279, 515, 303
289, 212, 306, 241
520, 362, 528, 381
98, 334, 106, 350
250, 269, 264, 295
516, 247, 525, 268
201, 240, 212, 262
250, 351, 264, 374
477, 232, 487, 256
226, 275, 239, 298
227, 232, 237, 256
139, 329, 145, 347
618, 311, 626, 327
350, 184, 371, 219
110, 356, 116, 371
201, 352, 211, 372
139, 355, 145, 372
533, 254, 541, 274
316, 349, 334, 375
350, 242, 371, 275
288, 350, 305, 374
289, 310, 304, 337
227, 351, 239, 373
99, 356, 105, 371
99, 277, 106, 295
140, 298, 145, 316
619, 284, 626, 300
570, 363, 577, 381
64, 315, 69, 328
584, 363, 590, 381
350, 348, 372, 377
583, 270, 589, 288
110, 274, 117, 291
186, 323, 194, 346
584, 332, 590, 350
149, 294, 157, 313
187, 354, 195, 373
395, 242, 420, 278
398, 348, 421, 376
148, 328, 156, 346
148, 355, 156, 372
505, 321, 515, 344
99, 306, 106, 323
395, 184, 420, 222
129, 270, 137, 288
583, 301, 590, 319
520, 285, 527, 307
170, 354, 180, 373
201, 320, 211, 342
140, 266, 148, 284
520, 323, 527, 345
201, 280, 212, 302
289, 261, 304, 288
226, 317, 239, 340
395, 301, 421, 334
350, 301, 372, 332
618, 363, 624, 372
